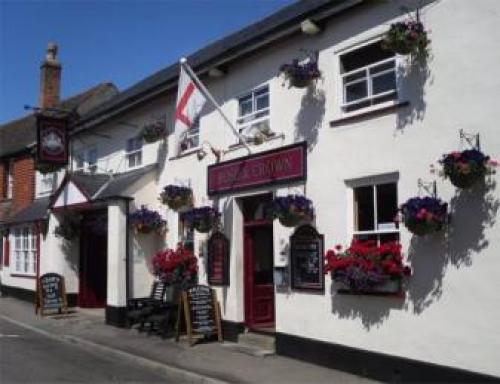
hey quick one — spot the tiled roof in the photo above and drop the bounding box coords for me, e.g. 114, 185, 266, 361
3, 197, 51, 225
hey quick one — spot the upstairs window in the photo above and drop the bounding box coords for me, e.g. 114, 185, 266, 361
126, 138, 143, 168
38, 172, 58, 196
75, 148, 98, 173
179, 118, 200, 153
340, 42, 397, 113
237, 85, 270, 143
352, 181, 399, 245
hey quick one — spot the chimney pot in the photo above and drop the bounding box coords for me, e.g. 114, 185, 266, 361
39, 42, 62, 109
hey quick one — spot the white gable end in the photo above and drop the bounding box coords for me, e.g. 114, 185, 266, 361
53, 181, 89, 208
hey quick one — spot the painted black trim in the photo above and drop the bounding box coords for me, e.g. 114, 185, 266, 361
105, 305, 128, 327
221, 320, 245, 342
207, 141, 307, 197
0, 284, 77, 307
276, 332, 500, 383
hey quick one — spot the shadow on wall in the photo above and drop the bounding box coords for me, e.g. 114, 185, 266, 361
396, 53, 433, 133
407, 180, 499, 314
330, 180, 499, 328
219, 196, 234, 316
294, 85, 325, 151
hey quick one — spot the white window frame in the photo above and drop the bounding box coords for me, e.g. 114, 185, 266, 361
341, 56, 397, 112
346, 173, 400, 245
7, 161, 14, 199
236, 85, 270, 143
179, 120, 201, 154
37, 171, 58, 197
11, 226, 37, 276
75, 148, 98, 173
126, 138, 143, 169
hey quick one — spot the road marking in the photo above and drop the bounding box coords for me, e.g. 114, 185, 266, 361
0, 334, 21, 338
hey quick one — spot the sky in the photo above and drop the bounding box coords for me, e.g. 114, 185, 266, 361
0, 0, 294, 124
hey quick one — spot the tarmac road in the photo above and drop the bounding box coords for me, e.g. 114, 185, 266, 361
0, 317, 183, 383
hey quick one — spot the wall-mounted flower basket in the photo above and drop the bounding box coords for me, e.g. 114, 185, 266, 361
325, 240, 411, 295
36, 162, 64, 174
141, 119, 167, 143
382, 17, 429, 56
269, 195, 314, 227
129, 205, 166, 235
182, 206, 219, 233
439, 149, 498, 189
400, 196, 448, 236
151, 244, 198, 288
160, 185, 193, 211
54, 214, 80, 241
280, 57, 321, 88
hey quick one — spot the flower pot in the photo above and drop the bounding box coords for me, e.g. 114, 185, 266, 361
334, 278, 402, 295
404, 220, 443, 236
143, 133, 162, 143
448, 170, 485, 189
278, 213, 311, 227
194, 220, 213, 233
290, 76, 311, 88
165, 196, 192, 211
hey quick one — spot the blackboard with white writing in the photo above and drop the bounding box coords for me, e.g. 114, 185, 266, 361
37, 273, 67, 315
290, 225, 325, 291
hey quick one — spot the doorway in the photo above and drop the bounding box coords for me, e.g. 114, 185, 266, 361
79, 210, 107, 308
242, 194, 275, 329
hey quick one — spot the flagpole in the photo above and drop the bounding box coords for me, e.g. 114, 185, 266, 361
180, 58, 252, 154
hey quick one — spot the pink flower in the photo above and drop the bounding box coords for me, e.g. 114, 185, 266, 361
488, 159, 499, 167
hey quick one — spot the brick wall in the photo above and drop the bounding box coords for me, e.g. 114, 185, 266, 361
11, 156, 35, 213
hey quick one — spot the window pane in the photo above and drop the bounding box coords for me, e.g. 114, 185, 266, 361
376, 183, 398, 229
345, 81, 368, 103
87, 149, 97, 165
369, 60, 395, 75
128, 155, 136, 168
24, 251, 28, 272
379, 233, 400, 244
372, 72, 396, 95
76, 153, 85, 169
239, 96, 252, 116
256, 92, 269, 111
344, 69, 366, 83
354, 186, 374, 231
341, 41, 394, 72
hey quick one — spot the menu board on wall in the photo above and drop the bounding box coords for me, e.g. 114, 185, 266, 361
207, 232, 230, 286
290, 225, 324, 291
37, 273, 68, 315
176, 285, 223, 346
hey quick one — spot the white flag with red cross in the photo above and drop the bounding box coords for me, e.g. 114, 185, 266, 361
174, 63, 207, 154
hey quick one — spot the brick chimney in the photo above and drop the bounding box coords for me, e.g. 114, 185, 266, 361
39, 42, 61, 109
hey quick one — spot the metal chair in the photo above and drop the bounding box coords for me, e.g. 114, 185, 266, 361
125, 280, 168, 330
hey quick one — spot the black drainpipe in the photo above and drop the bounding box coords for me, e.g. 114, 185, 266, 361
125, 199, 130, 303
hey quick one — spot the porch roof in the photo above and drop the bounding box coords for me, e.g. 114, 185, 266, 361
3, 197, 51, 225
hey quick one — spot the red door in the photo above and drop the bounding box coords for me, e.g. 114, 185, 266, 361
244, 222, 275, 328
79, 212, 107, 308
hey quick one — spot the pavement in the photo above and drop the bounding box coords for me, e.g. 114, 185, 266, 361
0, 296, 379, 384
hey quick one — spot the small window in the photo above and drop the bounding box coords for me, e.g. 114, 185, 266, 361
237, 85, 270, 143
178, 214, 194, 253
12, 227, 36, 275
38, 172, 58, 196
353, 182, 399, 244
340, 42, 397, 113
179, 118, 200, 153
75, 148, 98, 173
126, 138, 143, 168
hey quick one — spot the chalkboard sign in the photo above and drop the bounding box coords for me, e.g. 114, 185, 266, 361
290, 225, 324, 291
207, 232, 230, 286
37, 273, 68, 315
176, 285, 222, 346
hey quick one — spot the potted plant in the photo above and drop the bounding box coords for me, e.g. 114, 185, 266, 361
36, 162, 64, 174
399, 196, 448, 236
151, 244, 198, 299
325, 240, 411, 294
54, 214, 80, 240
141, 119, 167, 143
279, 58, 321, 88
182, 206, 219, 233
129, 205, 166, 234
160, 185, 193, 211
268, 195, 314, 227
382, 18, 429, 56
438, 149, 498, 189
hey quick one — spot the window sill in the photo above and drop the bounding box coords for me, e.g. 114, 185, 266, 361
10, 273, 36, 279
330, 100, 409, 128
225, 133, 285, 153
168, 147, 201, 161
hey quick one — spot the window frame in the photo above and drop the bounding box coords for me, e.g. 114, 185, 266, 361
75, 147, 98, 173
37, 171, 58, 197
11, 226, 37, 276
126, 138, 143, 169
7, 161, 14, 199
236, 85, 270, 143
178, 213, 195, 254
179, 119, 201, 154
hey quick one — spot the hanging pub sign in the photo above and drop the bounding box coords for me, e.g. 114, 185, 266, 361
290, 224, 324, 292
207, 231, 230, 286
37, 114, 69, 165
207, 141, 307, 196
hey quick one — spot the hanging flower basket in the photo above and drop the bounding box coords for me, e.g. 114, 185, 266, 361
151, 244, 198, 288
325, 240, 411, 294
129, 205, 166, 235
36, 162, 64, 174
141, 120, 167, 143
279, 59, 321, 88
439, 149, 498, 189
399, 196, 448, 236
268, 195, 314, 227
382, 19, 429, 56
54, 214, 80, 240
182, 206, 219, 233
160, 185, 193, 211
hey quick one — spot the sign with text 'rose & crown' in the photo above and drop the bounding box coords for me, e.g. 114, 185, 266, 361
207, 142, 307, 196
